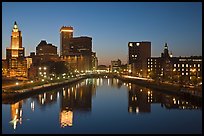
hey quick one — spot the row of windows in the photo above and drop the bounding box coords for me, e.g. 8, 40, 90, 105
148, 62, 156, 65
148, 68, 201, 72
174, 64, 201, 67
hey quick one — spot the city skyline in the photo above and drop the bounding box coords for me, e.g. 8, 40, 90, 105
2, 2, 202, 65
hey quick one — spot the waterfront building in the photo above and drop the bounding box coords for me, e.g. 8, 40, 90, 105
92, 52, 98, 71
111, 59, 121, 73
6, 21, 27, 78
2, 59, 8, 77
31, 40, 59, 66
147, 43, 202, 84
128, 41, 151, 77
28, 40, 59, 79
60, 26, 97, 72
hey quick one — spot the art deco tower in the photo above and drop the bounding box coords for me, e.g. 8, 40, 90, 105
6, 21, 27, 78
6, 21, 24, 59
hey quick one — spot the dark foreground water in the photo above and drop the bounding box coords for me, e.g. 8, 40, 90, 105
2, 78, 202, 134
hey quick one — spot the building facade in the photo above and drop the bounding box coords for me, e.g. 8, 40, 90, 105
6, 21, 27, 78
60, 26, 97, 72
28, 40, 59, 79
128, 41, 151, 77
111, 59, 121, 73
147, 43, 202, 84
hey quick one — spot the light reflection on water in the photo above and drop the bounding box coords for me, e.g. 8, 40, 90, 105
2, 78, 202, 134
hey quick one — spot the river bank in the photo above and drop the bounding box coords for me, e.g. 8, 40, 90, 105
115, 75, 202, 100
2, 76, 86, 104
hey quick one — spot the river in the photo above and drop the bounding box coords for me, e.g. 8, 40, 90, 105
2, 78, 202, 134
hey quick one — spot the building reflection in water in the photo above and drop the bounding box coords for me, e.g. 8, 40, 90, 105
127, 83, 200, 114
59, 79, 96, 128
9, 100, 23, 130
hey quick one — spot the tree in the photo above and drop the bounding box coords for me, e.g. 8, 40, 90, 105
49, 61, 69, 76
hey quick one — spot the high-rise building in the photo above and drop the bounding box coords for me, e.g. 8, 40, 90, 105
6, 21, 24, 59
60, 26, 73, 56
60, 26, 97, 72
6, 21, 27, 78
128, 41, 151, 77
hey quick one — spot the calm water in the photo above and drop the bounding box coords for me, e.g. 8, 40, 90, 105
2, 78, 202, 134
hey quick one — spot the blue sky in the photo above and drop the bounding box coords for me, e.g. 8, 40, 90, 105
2, 2, 202, 65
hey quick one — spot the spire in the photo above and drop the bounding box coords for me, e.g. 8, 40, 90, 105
164, 42, 168, 49
13, 21, 18, 32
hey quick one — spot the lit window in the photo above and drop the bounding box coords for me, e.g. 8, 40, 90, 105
186, 64, 188, 67
174, 64, 176, 67
148, 69, 150, 72
182, 64, 184, 67
151, 62, 152, 64
148, 59, 150, 61
148, 62, 150, 64
135, 55, 137, 57
198, 64, 200, 67
44, 72, 46, 74
151, 68, 152, 71
129, 43, 133, 47
178, 64, 180, 67
178, 69, 180, 71
137, 43, 140, 46
44, 67, 47, 70
39, 67, 42, 70
186, 73, 188, 75
148, 65, 150, 68
182, 69, 184, 71
186, 69, 188, 71
198, 69, 200, 71
194, 64, 196, 67
132, 55, 134, 57
182, 73, 184, 75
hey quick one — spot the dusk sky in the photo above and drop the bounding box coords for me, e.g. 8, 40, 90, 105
2, 2, 202, 65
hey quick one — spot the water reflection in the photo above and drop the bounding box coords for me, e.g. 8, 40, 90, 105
9, 101, 23, 130
4, 78, 201, 132
127, 83, 200, 114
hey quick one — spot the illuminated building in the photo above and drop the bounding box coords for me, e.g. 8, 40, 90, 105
92, 52, 98, 71
6, 21, 27, 78
128, 41, 151, 77
147, 43, 202, 83
28, 40, 59, 79
60, 26, 73, 56
31, 40, 59, 66
111, 59, 121, 73
2, 59, 8, 77
60, 26, 97, 72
